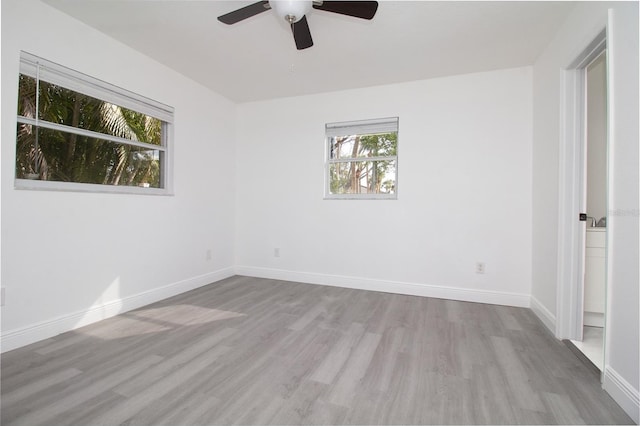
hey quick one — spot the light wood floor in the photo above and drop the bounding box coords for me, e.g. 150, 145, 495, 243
1, 276, 633, 425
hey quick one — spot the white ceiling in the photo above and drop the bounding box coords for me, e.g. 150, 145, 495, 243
42, 0, 576, 103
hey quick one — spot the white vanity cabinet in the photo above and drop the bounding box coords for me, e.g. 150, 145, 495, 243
584, 228, 606, 327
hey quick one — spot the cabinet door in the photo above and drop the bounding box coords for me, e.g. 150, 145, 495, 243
584, 246, 605, 314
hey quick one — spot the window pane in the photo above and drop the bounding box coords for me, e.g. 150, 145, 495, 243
17, 74, 162, 146
329, 132, 397, 160
329, 160, 396, 195
16, 124, 161, 188
17, 74, 37, 120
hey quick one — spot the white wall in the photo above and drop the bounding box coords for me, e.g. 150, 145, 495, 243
1, 0, 237, 350
605, 4, 639, 422
236, 67, 533, 307
532, 2, 639, 421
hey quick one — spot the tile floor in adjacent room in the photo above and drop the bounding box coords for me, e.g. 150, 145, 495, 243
571, 326, 605, 371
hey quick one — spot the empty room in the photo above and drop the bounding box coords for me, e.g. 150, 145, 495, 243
1, 0, 638, 424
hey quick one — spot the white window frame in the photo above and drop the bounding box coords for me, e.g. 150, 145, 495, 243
15, 51, 174, 195
324, 117, 399, 200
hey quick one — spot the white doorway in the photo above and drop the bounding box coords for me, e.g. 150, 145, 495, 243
570, 50, 607, 371
556, 29, 608, 376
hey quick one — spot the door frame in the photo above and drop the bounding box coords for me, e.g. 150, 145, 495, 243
556, 29, 607, 343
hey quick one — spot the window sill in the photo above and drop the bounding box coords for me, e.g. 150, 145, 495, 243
14, 179, 173, 196
324, 194, 397, 200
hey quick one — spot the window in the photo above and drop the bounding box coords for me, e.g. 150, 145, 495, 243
15, 52, 174, 194
325, 117, 398, 199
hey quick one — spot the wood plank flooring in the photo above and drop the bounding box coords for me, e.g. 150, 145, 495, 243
1, 276, 633, 425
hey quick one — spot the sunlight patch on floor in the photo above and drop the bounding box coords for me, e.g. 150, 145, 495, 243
131, 304, 246, 326
77, 304, 246, 339
80, 315, 172, 339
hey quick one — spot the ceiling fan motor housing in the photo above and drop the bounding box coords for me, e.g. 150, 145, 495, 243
269, 0, 313, 23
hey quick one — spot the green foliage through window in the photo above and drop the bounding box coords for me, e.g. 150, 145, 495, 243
15, 53, 171, 192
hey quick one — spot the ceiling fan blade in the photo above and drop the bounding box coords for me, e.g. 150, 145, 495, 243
217, 1, 270, 25
312, 1, 378, 20
291, 16, 313, 50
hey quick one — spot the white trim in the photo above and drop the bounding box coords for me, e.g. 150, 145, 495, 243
603, 9, 616, 381
324, 193, 397, 200
234, 265, 531, 307
0, 267, 234, 353
603, 365, 640, 423
162, 121, 175, 195
17, 116, 166, 152
325, 117, 398, 137
530, 295, 557, 333
14, 178, 172, 196
329, 155, 397, 164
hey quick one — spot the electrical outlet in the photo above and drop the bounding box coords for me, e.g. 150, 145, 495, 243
206, 249, 212, 261
274, 248, 280, 258
475, 262, 486, 274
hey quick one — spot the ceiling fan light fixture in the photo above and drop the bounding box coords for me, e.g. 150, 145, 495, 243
218, 1, 378, 50
268, 0, 312, 24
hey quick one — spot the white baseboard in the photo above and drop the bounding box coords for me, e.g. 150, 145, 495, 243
0, 267, 235, 353
234, 266, 531, 307
603, 365, 640, 423
530, 295, 557, 334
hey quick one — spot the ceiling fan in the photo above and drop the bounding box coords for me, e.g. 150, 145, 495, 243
217, 1, 379, 50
